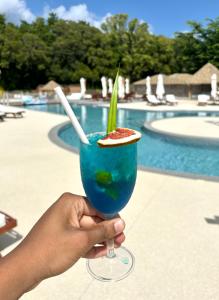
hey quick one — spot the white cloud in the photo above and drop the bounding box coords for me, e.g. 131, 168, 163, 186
0, 0, 35, 24
139, 19, 154, 35
0, 1, 110, 28
148, 24, 154, 35
43, 4, 111, 28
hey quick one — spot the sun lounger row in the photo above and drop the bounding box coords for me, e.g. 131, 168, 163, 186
147, 94, 219, 106
147, 94, 178, 105
0, 104, 25, 120
0, 112, 5, 121
197, 94, 219, 105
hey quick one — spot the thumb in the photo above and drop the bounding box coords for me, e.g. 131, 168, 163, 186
88, 218, 125, 246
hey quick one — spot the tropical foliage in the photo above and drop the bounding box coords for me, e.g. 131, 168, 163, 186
0, 13, 218, 90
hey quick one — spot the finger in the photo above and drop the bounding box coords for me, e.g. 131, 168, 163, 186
114, 232, 125, 245
61, 193, 100, 219
94, 233, 125, 247
85, 245, 107, 258
80, 196, 120, 220
79, 215, 103, 229
79, 217, 125, 244
87, 218, 125, 246
84, 242, 123, 259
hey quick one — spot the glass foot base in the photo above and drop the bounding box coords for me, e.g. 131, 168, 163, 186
86, 246, 135, 282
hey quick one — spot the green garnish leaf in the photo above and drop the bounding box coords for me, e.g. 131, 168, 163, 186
96, 170, 112, 186
106, 187, 119, 201
107, 70, 119, 134
95, 170, 119, 200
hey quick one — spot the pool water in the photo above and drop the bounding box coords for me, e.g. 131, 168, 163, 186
29, 104, 219, 178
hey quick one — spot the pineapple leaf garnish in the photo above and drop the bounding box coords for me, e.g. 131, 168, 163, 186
107, 70, 119, 134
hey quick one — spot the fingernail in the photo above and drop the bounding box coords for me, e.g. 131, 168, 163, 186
114, 219, 125, 234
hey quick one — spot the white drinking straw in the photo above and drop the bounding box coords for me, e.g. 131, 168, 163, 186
54, 87, 89, 144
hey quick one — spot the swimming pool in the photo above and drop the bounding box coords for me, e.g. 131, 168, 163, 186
29, 104, 219, 179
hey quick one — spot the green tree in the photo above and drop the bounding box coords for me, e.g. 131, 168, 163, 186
188, 18, 219, 68
149, 35, 175, 75
173, 18, 219, 73
0, 23, 23, 89
101, 14, 153, 80
0, 13, 218, 90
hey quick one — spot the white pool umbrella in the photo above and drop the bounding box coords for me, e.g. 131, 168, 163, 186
118, 76, 125, 99
80, 77, 86, 97
156, 74, 165, 100
211, 73, 217, 99
101, 76, 107, 98
125, 78, 130, 94
108, 78, 113, 94
146, 76, 151, 96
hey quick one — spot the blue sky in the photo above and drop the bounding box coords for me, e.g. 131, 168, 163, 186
0, 0, 218, 37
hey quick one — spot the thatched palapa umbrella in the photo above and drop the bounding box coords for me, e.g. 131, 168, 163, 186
40, 80, 61, 92
191, 63, 219, 97
191, 63, 219, 85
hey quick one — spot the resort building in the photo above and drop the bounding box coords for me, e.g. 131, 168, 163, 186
133, 63, 219, 98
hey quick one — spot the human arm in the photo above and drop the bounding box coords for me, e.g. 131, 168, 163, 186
0, 193, 125, 299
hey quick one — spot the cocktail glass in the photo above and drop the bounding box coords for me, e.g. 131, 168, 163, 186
80, 132, 137, 282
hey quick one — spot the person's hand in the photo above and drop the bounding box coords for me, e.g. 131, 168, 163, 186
0, 193, 125, 298
22, 192, 125, 278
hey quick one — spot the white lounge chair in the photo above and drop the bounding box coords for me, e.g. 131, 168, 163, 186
67, 93, 82, 101
197, 94, 210, 106
0, 104, 25, 117
165, 94, 178, 105
147, 95, 162, 105
0, 112, 5, 121
84, 94, 92, 99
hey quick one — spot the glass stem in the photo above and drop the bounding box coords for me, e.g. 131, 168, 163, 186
106, 239, 116, 258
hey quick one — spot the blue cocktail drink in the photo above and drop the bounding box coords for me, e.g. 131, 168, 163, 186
80, 132, 137, 218
80, 131, 138, 281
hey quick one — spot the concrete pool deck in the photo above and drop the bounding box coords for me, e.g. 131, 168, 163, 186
1, 105, 219, 299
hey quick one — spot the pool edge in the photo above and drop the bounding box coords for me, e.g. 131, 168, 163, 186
48, 121, 219, 183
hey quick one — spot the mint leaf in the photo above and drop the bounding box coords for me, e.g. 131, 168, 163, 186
106, 187, 119, 200
96, 170, 112, 186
